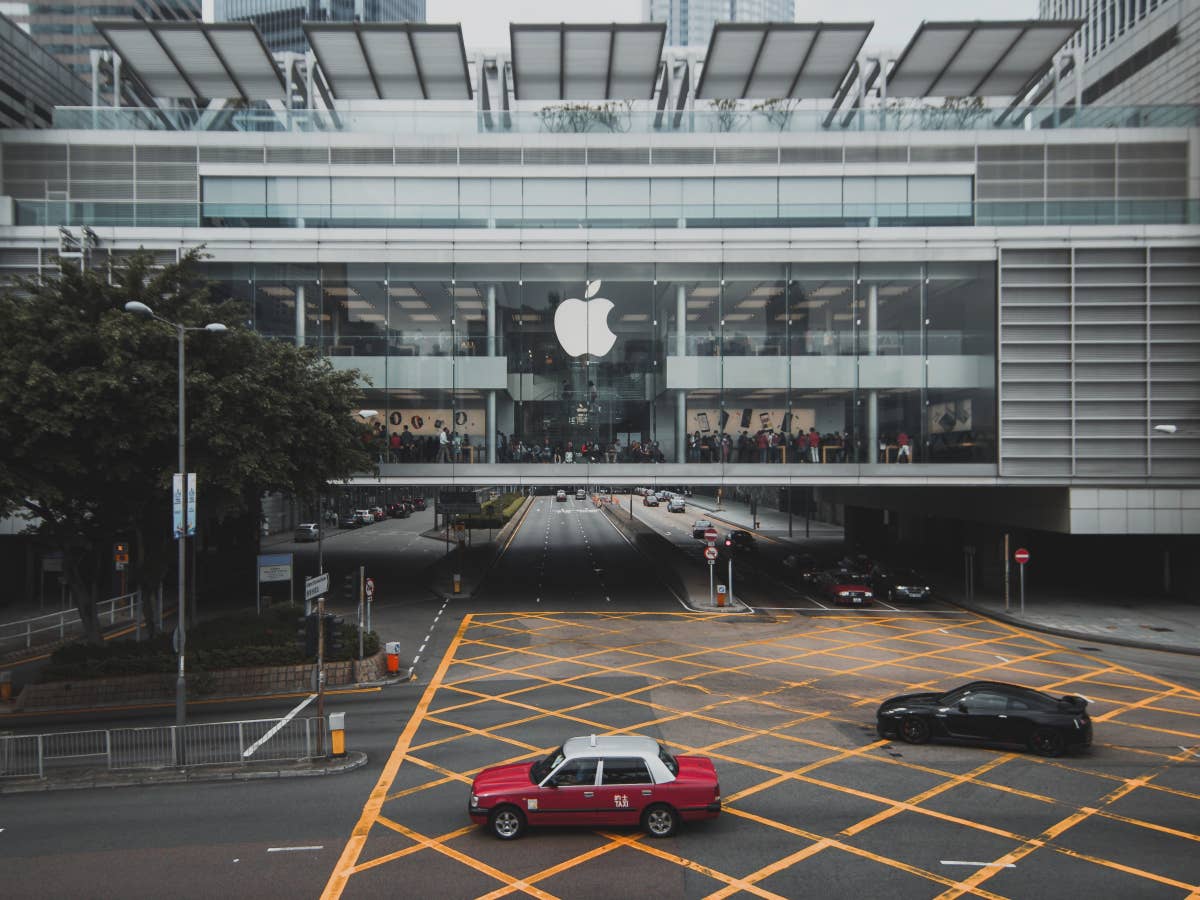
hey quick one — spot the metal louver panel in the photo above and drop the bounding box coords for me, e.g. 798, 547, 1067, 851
331, 148, 393, 165
199, 147, 264, 164
394, 147, 457, 164
652, 148, 714, 165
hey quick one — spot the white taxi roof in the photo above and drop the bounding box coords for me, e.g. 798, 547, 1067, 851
562, 734, 660, 759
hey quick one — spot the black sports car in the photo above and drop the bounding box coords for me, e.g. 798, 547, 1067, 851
876, 681, 1092, 757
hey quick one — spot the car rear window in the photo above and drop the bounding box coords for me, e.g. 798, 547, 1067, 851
600, 758, 652, 785
657, 743, 679, 776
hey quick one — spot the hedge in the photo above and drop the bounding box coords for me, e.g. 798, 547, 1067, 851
42, 604, 379, 681
461, 492, 524, 530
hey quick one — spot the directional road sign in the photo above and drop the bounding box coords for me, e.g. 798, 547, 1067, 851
305, 572, 330, 601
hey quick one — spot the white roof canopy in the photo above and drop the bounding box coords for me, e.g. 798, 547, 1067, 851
510, 23, 665, 100
94, 20, 285, 100
696, 22, 873, 100
303, 23, 472, 101
886, 19, 1083, 98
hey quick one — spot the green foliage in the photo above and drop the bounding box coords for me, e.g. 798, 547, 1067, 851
41, 604, 380, 680
461, 492, 523, 530
0, 250, 372, 640
536, 100, 633, 133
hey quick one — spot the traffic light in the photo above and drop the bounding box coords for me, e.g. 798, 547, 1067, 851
341, 572, 357, 604
324, 614, 346, 659
297, 614, 318, 657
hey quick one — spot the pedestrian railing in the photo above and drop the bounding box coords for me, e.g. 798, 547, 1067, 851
0, 591, 142, 653
0, 715, 325, 778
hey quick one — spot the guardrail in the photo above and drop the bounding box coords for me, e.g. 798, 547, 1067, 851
0, 592, 142, 653
0, 716, 325, 778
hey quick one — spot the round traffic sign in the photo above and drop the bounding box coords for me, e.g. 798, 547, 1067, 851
365, 577, 375, 598
1014, 548, 1030, 565
704, 546, 719, 561
703, 527, 719, 543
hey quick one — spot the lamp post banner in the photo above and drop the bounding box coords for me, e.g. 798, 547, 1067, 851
172, 473, 184, 540
186, 473, 197, 537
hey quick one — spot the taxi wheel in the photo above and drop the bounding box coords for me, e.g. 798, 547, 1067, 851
489, 805, 526, 840
642, 804, 679, 838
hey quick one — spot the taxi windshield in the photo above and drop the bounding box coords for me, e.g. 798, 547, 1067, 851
530, 746, 565, 783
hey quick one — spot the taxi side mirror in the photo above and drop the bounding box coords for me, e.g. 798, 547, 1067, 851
958, 702, 968, 713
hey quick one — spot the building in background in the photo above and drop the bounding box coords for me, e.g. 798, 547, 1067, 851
204, 0, 424, 53
0, 12, 90, 128
3, 1, 200, 79
643, 0, 793, 47
1040, 0, 1199, 105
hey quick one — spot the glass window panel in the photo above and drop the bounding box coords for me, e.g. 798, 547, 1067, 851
789, 263, 855, 356
722, 262, 787, 357
266, 176, 298, 203
779, 177, 841, 203
296, 177, 330, 204
927, 260, 996, 358
330, 177, 393, 204
911, 176, 972, 203
875, 177, 907, 203
459, 178, 491, 204
843, 178, 874, 203
396, 178, 457, 204
202, 176, 262, 203
859, 262, 921, 356
714, 177, 776, 205
523, 178, 586, 203
681, 178, 714, 203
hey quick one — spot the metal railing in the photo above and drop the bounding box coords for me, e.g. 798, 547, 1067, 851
0, 591, 142, 653
0, 716, 325, 778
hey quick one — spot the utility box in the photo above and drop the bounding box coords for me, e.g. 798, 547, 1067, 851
385, 641, 401, 674
328, 712, 346, 756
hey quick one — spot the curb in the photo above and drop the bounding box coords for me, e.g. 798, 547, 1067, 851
0, 750, 369, 795
425, 495, 537, 601
944, 598, 1200, 657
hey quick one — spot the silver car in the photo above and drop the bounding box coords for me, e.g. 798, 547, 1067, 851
293, 523, 321, 542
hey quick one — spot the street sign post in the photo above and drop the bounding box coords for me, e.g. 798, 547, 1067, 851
1014, 548, 1030, 613
704, 546, 718, 606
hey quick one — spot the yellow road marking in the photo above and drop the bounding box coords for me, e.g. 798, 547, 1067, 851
320, 614, 471, 900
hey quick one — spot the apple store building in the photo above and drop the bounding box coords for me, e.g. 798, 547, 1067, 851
1, 19, 1198, 538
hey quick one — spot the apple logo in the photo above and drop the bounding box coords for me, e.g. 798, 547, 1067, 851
554, 280, 617, 358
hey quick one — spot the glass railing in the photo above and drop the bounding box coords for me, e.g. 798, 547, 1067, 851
17, 198, 1197, 229
669, 331, 995, 357
51, 104, 1200, 134
293, 334, 503, 357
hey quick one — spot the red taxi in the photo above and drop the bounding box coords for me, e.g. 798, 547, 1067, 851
818, 570, 874, 607
469, 734, 720, 840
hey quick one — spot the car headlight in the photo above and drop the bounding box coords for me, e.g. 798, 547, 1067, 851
896, 585, 909, 591
470, 794, 479, 806
864, 592, 873, 598
838, 590, 849, 596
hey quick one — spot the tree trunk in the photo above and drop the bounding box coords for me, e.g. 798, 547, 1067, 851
64, 558, 102, 645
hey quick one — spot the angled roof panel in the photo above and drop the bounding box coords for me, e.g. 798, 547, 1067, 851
696, 22, 872, 100
886, 20, 1082, 98
304, 23, 471, 101
511, 23, 665, 100
95, 20, 284, 100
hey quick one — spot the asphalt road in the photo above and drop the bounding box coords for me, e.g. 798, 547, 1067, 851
3, 497, 1199, 899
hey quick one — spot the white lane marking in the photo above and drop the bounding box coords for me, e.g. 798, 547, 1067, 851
268, 846, 324, 853
412, 655, 421, 664
940, 861, 1015, 868
244, 693, 316, 758
939, 628, 949, 634
418, 643, 426, 653
1178, 746, 1199, 758
996, 655, 1010, 663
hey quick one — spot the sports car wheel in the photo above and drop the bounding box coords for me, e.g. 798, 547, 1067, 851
643, 804, 679, 838
899, 716, 931, 745
489, 805, 526, 840
1029, 728, 1065, 757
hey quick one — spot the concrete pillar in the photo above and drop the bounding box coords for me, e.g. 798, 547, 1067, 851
113, 54, 121, 108
866, 282, 878, 356
867, 391, 878, 464
675, 284, 687, 463
295, 283, 305, 348
866, 281, 878, 460
487, 284, 497, 463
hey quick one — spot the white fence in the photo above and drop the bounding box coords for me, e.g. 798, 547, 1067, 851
0, 591, 142, 653
0, 716, 325, 778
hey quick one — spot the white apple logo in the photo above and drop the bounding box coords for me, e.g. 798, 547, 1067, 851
554, 280, 617, 358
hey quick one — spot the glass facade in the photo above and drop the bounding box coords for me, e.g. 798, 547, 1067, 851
204, 259, 997, 469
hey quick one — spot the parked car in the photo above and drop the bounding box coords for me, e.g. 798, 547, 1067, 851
355, 509, 374, 526
575, 489, 587, 500
872, 568, 933, 602
722, 530, 757, 553
413, 497, 427, 511
293, 523, 321, 542
388, 503, 411, 519
556, 490, 567, 502
642, 494, 659, 507
667, 497, 686, 513
876, 681, 1092, 757
370, 506, 386, 521
818, 570, 873, 606
692, 519, 714, 539
469, 734, 721, 840
339, 512, 360, 529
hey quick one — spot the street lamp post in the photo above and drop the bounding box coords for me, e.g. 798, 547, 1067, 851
125, 300, 226, 735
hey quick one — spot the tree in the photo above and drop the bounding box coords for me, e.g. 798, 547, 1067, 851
0, 250, 371, 643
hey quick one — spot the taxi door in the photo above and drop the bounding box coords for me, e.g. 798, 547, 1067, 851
593, 757, 656, 826
532, 757, 599, 826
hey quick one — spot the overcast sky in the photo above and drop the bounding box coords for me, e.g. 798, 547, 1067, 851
430, 0, 1041, 53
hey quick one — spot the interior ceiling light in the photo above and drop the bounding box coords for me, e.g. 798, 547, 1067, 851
409, 313, 440, 322
620, 314, 649, 321
750, 286, 785, 297
450, 285, 478, 297
687, 299, 713, 308
387, 285, 422, 297
394, 299, 430, 309
455, 299, 485, 309
323, 286, 360, 297
690, 286, 721, 297
258, 285, 295, 298
723, 313, 753, 321
737, 298, 770, 308
812, 286, 848, 296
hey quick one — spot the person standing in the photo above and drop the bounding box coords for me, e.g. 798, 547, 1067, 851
437, 427, 451, 463
807, 427, 820, 463
897, 430, 911, 463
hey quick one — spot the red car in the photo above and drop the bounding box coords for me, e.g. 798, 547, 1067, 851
819, 570, 874, 606
469, 734, 721, 840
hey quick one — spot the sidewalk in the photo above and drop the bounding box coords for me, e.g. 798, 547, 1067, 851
680, 496, 1200, 656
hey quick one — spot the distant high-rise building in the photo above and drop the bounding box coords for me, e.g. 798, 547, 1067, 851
0, 12, 91, 128
1039, 0, 1198, 105
205, 0, 425, 54
643, 0, 794, 48
4, 1, 201, 79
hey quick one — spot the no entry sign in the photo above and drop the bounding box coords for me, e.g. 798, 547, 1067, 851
1014, 548, 1030, 565
703, 528, 719, 543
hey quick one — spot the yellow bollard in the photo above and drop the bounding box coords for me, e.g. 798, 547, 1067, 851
453, 573, 462, 594
329, 711, 346, 756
